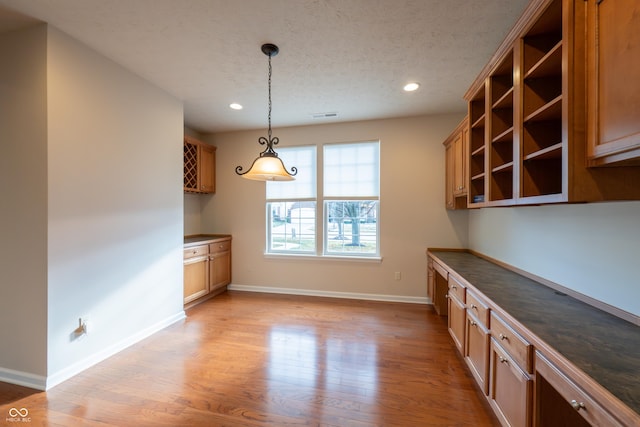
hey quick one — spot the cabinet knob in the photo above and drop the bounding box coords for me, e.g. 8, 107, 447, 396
570, 400, 585, 411
499, 333, 508, 341
470, 320, 477, 326
499, 356, 508, 364
452, 285, 457, 290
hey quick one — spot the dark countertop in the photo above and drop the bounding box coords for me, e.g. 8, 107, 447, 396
429, 250, 640, 417
184, 234, 232, 247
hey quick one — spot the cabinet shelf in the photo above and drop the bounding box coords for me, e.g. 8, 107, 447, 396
492, 127, 514, 144
524, 41, 562, 80
471, 114, 486, 129
492, 162, 514, 174
471, 172, 486, 181
523, 143, 562, 161
492, 87, 514, 110
524, 95, 562, 123
471, 145, 485, 157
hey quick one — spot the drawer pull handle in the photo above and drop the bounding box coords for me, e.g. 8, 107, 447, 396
445, 294, 450, 299
499, 333, 508, 341
499, 356, 508, 364
470, 320, 477, 326
471, 304, 478, 310
451, 285, 457, 290
570, 400, 585, 411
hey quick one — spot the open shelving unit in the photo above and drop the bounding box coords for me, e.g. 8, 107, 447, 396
520, 0, 563, 200
468, 85, 487, 207
488, 51, 515, 203
457, 0, 640, 209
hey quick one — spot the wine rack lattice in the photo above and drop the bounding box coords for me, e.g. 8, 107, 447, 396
184, 141, 198, 191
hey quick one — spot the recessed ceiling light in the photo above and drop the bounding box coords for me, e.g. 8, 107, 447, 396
403, 82, 420, 92
229, 103, 243, 110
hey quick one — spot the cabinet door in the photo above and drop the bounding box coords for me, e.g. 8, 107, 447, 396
587, 0, 640, 165
209, 251, 231, 293
454, 126, 468, 196
183, 256, 209, 304
199, 144, 216, 193
465, 312, 489, 394
445, 141, 455, 209
489, 339, 533, 427
447, 294, 466, 354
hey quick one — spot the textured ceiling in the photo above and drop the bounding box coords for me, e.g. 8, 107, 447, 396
0, 0, 529, 133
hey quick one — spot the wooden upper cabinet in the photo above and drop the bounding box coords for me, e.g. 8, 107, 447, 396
454, 125, 468, 197
443, 117, 468, 209
586, 0, 640, 166
461, 0, 640, 207
184, 135, 216, 194
199, 144, 216, 193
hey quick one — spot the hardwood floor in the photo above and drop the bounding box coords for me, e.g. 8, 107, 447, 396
0, 291, 498, 426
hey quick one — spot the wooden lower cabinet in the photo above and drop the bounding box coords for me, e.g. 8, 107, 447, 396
427, 250, 640, 427
489, 338, 533, 427
209, 240, 231, 293
183, 237, 232, 306
465, 311, 490, 394
447, 292, 466, 354
183, 251, 209, 304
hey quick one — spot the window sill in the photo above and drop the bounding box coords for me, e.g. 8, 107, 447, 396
264, 253, 382, 263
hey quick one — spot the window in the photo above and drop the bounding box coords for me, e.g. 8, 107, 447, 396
267, 146, 316, 253
267, 141, 380, 258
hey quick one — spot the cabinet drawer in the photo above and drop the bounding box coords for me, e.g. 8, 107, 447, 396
535, 351, 623, 427
467, 290, 489, 327
209, 240, 231, 254
184, 245, 208, 259
491, 312, 532, 373
448, 274, 466, 303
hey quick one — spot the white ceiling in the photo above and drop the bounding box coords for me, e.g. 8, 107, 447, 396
0, 0, 529, 133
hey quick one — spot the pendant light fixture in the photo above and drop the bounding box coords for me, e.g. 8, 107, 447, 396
235, 43, 297, 181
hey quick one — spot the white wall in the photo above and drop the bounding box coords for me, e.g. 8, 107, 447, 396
0, 25, 49, 382
469, 202, 640, 317
45, 27, 185, 386
0, 24, 186, 389
201, 115, 468, 300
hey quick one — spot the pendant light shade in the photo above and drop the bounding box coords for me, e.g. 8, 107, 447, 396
236, 43, 297, 181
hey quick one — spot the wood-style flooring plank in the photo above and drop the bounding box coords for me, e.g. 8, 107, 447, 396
0, 291, 498, 426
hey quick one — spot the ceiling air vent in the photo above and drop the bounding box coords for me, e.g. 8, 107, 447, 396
311, 112, 338, 119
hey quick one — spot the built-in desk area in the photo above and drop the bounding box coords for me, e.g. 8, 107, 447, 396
427, 249, 640, 427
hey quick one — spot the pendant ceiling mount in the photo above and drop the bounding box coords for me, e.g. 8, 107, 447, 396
235, 43, 297, 181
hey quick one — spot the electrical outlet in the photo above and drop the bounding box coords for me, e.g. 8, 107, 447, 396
394, 271, 401, 281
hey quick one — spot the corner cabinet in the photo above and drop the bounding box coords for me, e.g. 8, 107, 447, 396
443, 117, 469, 209
459, 0, 640, 208
586, 0, 640, 166
183, 235, 231, 307
184, 136, 216, 193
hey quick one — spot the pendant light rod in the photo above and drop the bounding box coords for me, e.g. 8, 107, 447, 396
235, 43, 297, 181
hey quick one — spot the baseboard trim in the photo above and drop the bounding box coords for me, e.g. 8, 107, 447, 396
0, 367, 47, 391
45, 310, 186, 390
228, 284, 430, 305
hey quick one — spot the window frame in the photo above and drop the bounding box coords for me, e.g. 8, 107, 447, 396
265, 140, 381, 260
